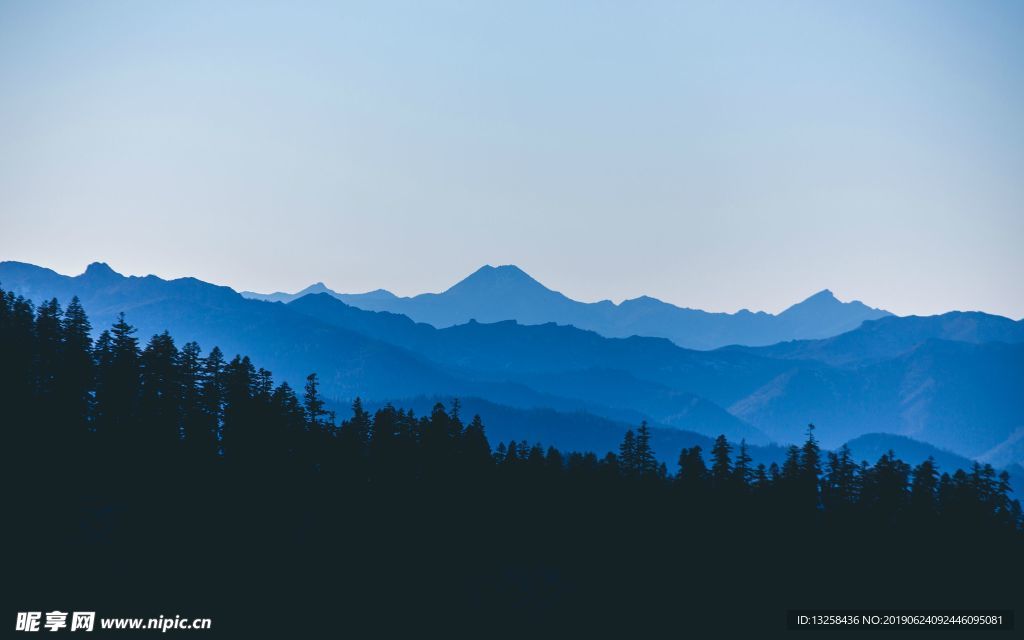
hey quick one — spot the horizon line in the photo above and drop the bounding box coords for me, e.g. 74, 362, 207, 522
5, 257, 1021, 321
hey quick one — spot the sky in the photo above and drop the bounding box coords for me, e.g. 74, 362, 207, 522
1, 0, 1022, 317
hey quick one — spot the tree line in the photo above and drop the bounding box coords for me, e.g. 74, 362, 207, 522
4, 286, 1021, 635
3, 285, 1019, 531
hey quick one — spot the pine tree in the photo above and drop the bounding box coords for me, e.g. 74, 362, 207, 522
334, 398, 372, 483
909, 457, 939, 519
677, 446, 708, 491
822, 444, 859, 511
198, 346, 226, 457
969, 463, 998, 514
527, 443, 545, 469
139, 331, 182, 452
303, 373, 326, 430
448, 398, 464, 439
619, 429, 637, 476
733, 439, 753, 489
493, 442, 508, 464
32, 298, 63, 414
178, 341, 204, 445
504, 441, 519, 465
94, 313, 141, 447
994, 471, 1017, 528
221, 355, 257, 460
271, 381, 306, 468
861, 450, 910, 523
781, 445, 801, 481
710, 435, 732, 489
754, 464, 769, 490
462, 414, 492, 470
344, 397, 371, 447
255, 367, 274, 401
635, 422, 657, 476
800, 423, 821, 480
57, 296, 94, 443
545, 446, 564, 473
0, 289, 37, 451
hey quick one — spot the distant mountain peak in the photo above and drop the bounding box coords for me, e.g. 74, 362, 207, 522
802, 289, 838, 303
473, 264, 532, 279
299, 282, 333, 295
447, 264, 548, 294
781, 289, 852, 315
82, 262, 120, 279
767, 288, 891, 341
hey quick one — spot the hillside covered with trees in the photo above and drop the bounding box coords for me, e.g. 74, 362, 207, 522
5, 286, 1020, 635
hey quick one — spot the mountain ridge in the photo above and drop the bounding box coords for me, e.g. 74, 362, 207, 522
242, 263, 892, 349
0, 260, 764, 444
4, 260, 1022, 466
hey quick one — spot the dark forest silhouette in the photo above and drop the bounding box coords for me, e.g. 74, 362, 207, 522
4, 287, 1021, 636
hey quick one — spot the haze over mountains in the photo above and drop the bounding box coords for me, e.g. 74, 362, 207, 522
3, 260, 1022, 471
242, 264, 892, 350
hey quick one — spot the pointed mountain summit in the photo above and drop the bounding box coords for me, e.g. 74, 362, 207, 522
445, 264, 548, 294
82, 261, 122, 281
243, 280, 401, 305
242, 281, 341, 304
776, 289, 888, 340
439, 264, 570, 305
375, 264, 577, 327
296, 282, 333, 296
780, 288, 885, 316
785, 288, 838, 307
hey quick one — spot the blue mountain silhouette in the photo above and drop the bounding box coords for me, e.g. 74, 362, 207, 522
4, 260, 1022, 466
0, 261, 760, 444
243, 264, 892, 349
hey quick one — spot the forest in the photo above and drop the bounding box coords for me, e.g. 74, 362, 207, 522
4, 286, 1021, 635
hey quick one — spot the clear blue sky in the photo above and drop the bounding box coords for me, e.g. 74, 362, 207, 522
1, 0, 1022, 317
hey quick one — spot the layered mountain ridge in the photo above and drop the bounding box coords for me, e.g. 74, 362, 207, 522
4, 260, 1022, 469
242, 264, 892, 350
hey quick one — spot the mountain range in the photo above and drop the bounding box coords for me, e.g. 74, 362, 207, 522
3, 260, 1022, 470
241, 264, 892, 350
